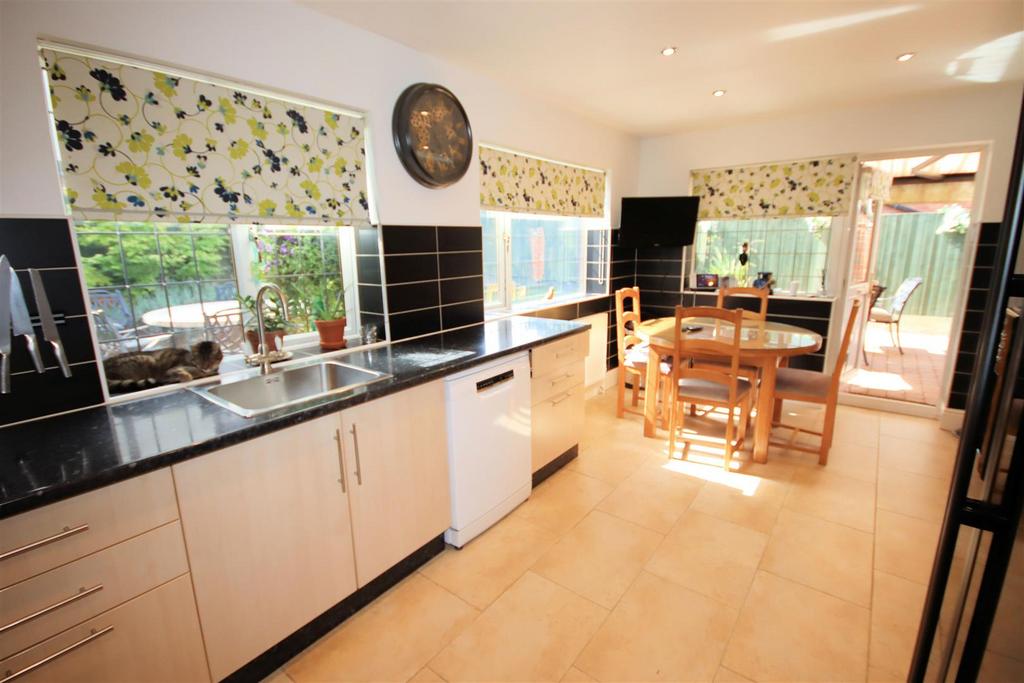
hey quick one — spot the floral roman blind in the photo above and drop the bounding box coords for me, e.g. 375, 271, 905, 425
690, 155, 858, 220
40, 47, 370, 225
479, 146, 606, 218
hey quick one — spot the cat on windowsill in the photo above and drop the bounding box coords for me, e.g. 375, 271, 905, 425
104, 341, 224, 393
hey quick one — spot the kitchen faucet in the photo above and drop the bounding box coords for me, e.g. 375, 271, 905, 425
254, 283, 289, 375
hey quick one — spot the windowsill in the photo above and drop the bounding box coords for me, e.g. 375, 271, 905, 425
684, 287, 836, 302
484, 292, 610, 321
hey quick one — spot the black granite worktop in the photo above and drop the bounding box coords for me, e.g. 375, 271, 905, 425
0, 316, 588, 519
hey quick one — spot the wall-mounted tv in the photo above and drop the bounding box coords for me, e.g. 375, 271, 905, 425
616, 196, 700, 248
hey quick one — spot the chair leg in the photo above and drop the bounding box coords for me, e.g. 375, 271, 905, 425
616, 367, 626, 418
895, 319, 904, 354
660, 374, 672, 429
737, 395, 751, 447
888, 322, 896, 350
819, 400, 838, 465
668, 395, 680, 460
772, 397, 783, 423
631, 377, 640, 407
723, 406, 735, 471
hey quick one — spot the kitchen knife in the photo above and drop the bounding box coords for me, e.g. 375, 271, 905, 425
9, 263, 45, 374
29, 269, 72, 377
0, 256, 11, 393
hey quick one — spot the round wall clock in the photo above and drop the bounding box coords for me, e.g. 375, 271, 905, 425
392, 83, 473, 188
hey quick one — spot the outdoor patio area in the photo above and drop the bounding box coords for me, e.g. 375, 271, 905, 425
841, 315, 952, 406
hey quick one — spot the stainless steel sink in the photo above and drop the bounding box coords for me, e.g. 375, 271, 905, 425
191, 361, 391, 417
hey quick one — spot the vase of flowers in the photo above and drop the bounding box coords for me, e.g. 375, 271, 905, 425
312, 282, 348, 350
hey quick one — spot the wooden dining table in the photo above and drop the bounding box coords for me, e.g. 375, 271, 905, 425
635, 316, 822, 463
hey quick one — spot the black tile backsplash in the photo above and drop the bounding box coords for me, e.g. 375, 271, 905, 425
357, 284, 385, 315
381, 226, 484, 340
0, 217, 102, 427
356, 255, 382, 285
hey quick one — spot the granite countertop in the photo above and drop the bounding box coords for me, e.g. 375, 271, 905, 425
0, 316, 588, 519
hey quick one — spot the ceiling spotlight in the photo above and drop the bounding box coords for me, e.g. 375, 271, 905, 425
419, 110, 430, 116
896, 52, 915, 62
660, 46, 677, 57
713, 89, 726, 97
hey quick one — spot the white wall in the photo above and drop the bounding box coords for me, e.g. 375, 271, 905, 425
637, 84, 1023, 223
0, 1, 640, 226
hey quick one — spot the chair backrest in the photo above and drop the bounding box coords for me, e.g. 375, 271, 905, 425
887, 277, 923, 321
205, 307, 244, 352
615, 287, 643, 365
673, 306, 746, 404
716, 286, 768, 321
89, 288, 133, 328
829, 299, 862, 395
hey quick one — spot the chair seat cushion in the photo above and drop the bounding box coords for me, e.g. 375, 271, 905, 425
624, 344, 671, 374
775, 367, 830, 399
677, 377, 751, 404
869, 307, 893, 323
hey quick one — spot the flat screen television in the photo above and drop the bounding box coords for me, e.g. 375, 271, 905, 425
616, 196, 700, 248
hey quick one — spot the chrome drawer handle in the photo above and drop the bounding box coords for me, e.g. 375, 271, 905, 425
350, 424, 363, 486
1, 625, 113, 682
0, 524, 89, 562
550, 372, 574, 386
334, 429, 347, 493
0, 584, 103, 634
550, 391, 574, 406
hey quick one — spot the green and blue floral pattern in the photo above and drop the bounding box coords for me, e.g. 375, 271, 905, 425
479, 146, 605, 218
40, 48, 369, 225
690, 155, 858, 220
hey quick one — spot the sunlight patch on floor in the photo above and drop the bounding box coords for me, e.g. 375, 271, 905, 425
659, 457, 761, 496
843, 368, 914, 392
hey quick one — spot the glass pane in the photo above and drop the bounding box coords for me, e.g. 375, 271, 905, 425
99, 339, 138, 359
129, 285, 167, 331
166, 282, 200, 330
322, 230, 341, 274
194, 234, 234, 280
76, 233, 125, 287
120, 233, 162, 285
508, 214, 585, 305
978, 524, 1024, 681
88, 286, 133, 339
482, 213, 501, 306
201, 280, 239, 304
160, 233, 198, 282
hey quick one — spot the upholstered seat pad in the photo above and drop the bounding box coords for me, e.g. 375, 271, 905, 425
623, 344, 671, 374
869, 307, 894, 323
774, 367, 830, 399
677, 377, 751, 403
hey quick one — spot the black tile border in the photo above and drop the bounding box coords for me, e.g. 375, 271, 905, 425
532, 444, 578, 487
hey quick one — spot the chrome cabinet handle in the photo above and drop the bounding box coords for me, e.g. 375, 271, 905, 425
0, 524, 89, 562
334, 429, 347, 493
550, 391, 574, 406
350, 424, 363, 486
0, 584, 103, 634
1, 625, 113, 682
550, 372, 574, 386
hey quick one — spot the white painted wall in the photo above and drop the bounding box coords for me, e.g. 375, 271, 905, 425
637, 84, 1023, 223
0, 1, 640, 225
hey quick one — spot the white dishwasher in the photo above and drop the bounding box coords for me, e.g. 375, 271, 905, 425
443, 351, 532, 547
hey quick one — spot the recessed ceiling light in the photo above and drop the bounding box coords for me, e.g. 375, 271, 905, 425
713, 89, 726, 97
419, 110, 430, 116
660, 46, 677, 57
897, 52, 915, 62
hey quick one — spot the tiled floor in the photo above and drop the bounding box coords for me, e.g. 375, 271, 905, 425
842, 315, 952, 406
273, 390, 958, 682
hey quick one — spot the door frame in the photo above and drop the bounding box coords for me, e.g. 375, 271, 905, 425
834, 142, 991, 420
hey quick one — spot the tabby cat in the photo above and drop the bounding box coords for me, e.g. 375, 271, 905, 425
104, 341, 224, 392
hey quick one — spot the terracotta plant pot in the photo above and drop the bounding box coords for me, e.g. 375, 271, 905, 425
315, 318, 348, 350
246, 329, 286, 355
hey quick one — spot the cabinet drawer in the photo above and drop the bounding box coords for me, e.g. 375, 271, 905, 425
531, 383, 585, 473
532, 360, 586, 406
0, 521, 189, 660
0, 470, 178, 589
0, 574, 209, 683
530, 332, 587, 378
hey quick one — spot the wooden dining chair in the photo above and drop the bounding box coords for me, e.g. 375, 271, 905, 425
717, 286, 769, 320
615, 287, 672, 421
668, 306, 753, 470
770, 299, 861, 465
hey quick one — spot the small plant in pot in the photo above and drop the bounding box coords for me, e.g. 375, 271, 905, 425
312, 282, 348, 350
240, 294, 289, 354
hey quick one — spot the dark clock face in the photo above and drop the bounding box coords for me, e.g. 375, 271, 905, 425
393, 83, 472, 188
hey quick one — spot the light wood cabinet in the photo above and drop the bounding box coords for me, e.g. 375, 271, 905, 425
0, 574, 208, 683
173, 414, 358, 681
530, 332, 588, 474
340, 381, 451, 586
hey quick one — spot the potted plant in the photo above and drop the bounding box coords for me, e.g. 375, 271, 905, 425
240, 294, 289, 354
311, 282, 347, 350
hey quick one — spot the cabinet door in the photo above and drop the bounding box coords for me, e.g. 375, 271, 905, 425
531, 381, 585, 473
341, 381, 450, 586
173, 414, 357, 681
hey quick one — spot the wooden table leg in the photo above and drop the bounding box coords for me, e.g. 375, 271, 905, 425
753, 360, 777, 463
643, 345, 659, 438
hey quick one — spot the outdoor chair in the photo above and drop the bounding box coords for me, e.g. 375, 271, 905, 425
869, 276, 923, 354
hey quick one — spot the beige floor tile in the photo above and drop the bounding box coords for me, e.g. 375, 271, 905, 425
870, 570, 927, 681
868, 665, 904, 682
264, 670, 294, 683
785, 466, 876, 532
819, 440, 879, 483
722, 571, 870, 682
879, 433, 956, 481
877, 467, 949, 522
978, 650, 1024, 682
429, 571, 607, 682
420, 514, 558, 609
645, 510, 767, 608
532, 510, 663, 608
761, 508, 874, 607
575, 571, 738, 682
561, 666, 596, 682
688, 463, 791, 534
567, 441, 649, 485
407, 666, 444, 682
714, 667, 753, 682
512, 469, 613, 535
874, 509, 941, 584
596, 460, 702, 533
879, 413, 956, 446
832, 409, 881, 449
287, 574, 478, 683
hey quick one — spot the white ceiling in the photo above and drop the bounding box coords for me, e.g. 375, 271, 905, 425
302, 1, 1024, 136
